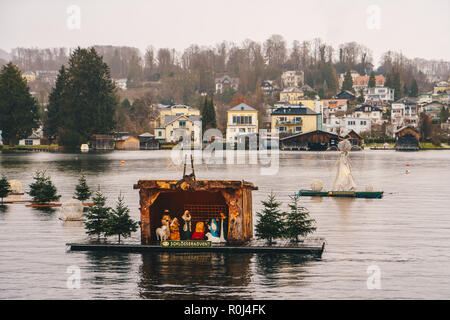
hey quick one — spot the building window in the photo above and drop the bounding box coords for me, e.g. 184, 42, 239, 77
278, 127, 286, 132
25, 139, 33, 146
348, 121, 356, 125
360, 121, 366, 125
158, 131, 162, 137
179, 120, 186, 127
295, 127, 302, 132
239, 128, 245, 133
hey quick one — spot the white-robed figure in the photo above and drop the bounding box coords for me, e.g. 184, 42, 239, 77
206, 218, 221, 243
332, 139, 357, 191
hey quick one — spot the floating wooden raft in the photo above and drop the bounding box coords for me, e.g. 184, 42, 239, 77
67, 238, 325, 256
298, 190, 383, 199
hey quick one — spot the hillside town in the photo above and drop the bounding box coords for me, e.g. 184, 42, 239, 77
1, 40, 449, 152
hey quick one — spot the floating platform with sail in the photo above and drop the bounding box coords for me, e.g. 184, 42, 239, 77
298, 139, 384, 199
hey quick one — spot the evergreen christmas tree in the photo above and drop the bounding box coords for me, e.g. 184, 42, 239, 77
284, 195, 316, 242
106, 194, 138, 243
74, 173, 92, 202
368, 72, 376, 88
341, 70, 353, 92
0, 63, 39, 146
84, 188, 111, 240
410, 79, 419, 97
255, 192, 285, 245
0, 175, 12, 204
28, 170, 61, 204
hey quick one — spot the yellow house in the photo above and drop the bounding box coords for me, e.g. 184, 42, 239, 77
22, 71, 36, 83
155, 115, 201, 143
298, 99, 322, 112
279, 87, 304, 104
271, 105, 321, 135
158, 104, 200, 126
226, 103, 258, 142
433, 81, 449, 94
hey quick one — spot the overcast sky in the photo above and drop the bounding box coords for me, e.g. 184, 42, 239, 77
1, 0, 449, 66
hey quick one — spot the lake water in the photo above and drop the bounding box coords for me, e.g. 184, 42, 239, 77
0, 150, 449, 299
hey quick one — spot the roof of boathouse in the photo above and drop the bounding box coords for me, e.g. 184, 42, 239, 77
133, 179, 258, 191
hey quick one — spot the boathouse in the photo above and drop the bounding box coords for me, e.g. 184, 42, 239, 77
344, 130, 364, 148
134, 178, 258, 245
115, 136, 140, 150
280, 130, 341, 151
90, 134, 115, 150
395, 126, 420, 151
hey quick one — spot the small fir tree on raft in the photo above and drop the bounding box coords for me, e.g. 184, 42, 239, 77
106, 194, 138, 243
28, 170, 61, 204
84, 187, 111, 240
74, 172, 91, 202
0, 175, 12, 204
255, 192, 285, 245
284, 195, 316, 242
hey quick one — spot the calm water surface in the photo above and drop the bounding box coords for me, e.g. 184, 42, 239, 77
0, 150, 449, 299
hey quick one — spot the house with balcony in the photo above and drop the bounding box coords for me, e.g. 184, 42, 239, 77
270, 104, 321, 136
324, 115, 371, 136
155, 115, 201, 143
391, 98, 420, 129
352, 104, 383, 125
226, 104, 258, 143
365, 86, 395, 103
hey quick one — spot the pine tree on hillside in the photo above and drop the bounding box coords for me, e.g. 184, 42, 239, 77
106, 194, 138, 243
410, 79, 419, 97
255, 192, 285, 245
84, 188, 111, 240
385, 73, 392, 88
74, 172, 92, 202
284, 195, 316, 242
44, 65, 68, 142
0, 175, 12, 204
44, 47, 118, 147
341, 70, 353, 92
368, 72, 376, 88
393, 72, 402, 101
0, 63, 39, 146
28, 170, 61, 204
201, 96, 217, 131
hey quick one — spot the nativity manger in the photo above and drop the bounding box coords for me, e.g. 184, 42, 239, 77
134, 177, 258, 245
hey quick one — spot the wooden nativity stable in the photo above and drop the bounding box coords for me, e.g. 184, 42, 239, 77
134, 177, 258, 245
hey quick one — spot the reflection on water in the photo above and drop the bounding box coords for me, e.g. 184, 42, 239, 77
1, 150, 450, 299
138, 253, 253, 299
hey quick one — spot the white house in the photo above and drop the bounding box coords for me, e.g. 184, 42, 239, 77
365, 87, 395, 103
226, 104, 258, 143
391, 98, 420, 129
352, 104, 383, 125
324, 115, 371, 136
114, 79, 127, 90
215, 75, 239, 94
281, 71, 304, 88
18, 133, 41, 146
154, 115, 201, 143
